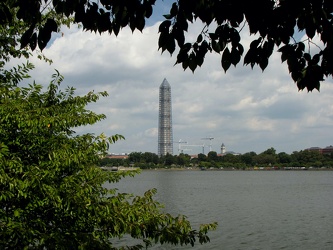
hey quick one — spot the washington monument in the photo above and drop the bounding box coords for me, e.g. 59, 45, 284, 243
158, 78, 173, 156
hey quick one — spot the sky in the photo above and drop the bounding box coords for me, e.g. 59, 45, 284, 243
19, 1, 333, 155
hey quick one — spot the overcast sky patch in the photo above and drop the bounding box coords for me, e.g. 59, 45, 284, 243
17, 14, 333, 155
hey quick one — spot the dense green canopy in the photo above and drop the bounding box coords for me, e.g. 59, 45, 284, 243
0, 1, 218, 249
1, 0, 333, 91
0, 72, 217, 249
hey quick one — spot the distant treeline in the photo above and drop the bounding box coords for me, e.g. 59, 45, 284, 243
100, 147, 333, 170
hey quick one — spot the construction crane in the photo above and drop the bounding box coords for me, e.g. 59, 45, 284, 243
174, 139, 187, 154
201, 137, 214, 153
181, 144, 205, 154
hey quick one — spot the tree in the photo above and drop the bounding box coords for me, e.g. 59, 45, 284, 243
241, 151, 257, 165
197, 153, 207, 162
252, 148, 277, 165
0, 6, 217, 243
128, 152, 144, 163
3, 0, 333, 91
142, 152, 159, 164
99, 157, 114, 166
0, 0, 73, 81
207, 151, 218, 162
253, 154, 277, 165
164, 152, 176, 166
0, 74, 217, 249
291, 150, 324, 167
277, 152, 292, 164
177, 153, 191, 166
262, 147, 277, 155
222, 154, 242, 164
0, 2, 217, 248
99, 157, 126, 167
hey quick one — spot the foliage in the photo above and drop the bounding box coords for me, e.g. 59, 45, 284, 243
159, 0, 333, 92
221, 154, 242, 164
2, 0, 333, 91
111, 147, 333, 170
290, 150, 324, 166
241, 152, 257, 165
0, 11, 217, 247
277, 152, 292, 164
128, 152, 159, 165
0, 6, 30, 64
0, 5, 33, 87
262, 147, 276, 155
0, 0, 75, 88
0, 73, 217, 249
197, 153, 207, 162
207, 151, 218, 162
177, 153, 191, 166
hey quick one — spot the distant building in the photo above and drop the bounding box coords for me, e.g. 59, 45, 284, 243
305, 147, 323, 153
322, 145, 333, 154
305, 145, 333, 155
105, 154, 129, 160
221, 143, 226, 154
217, 143, 241, 156
158, 78, 173, 156
224, 151, 241, 156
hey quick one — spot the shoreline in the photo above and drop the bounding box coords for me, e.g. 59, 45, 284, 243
102, 166, 333, 172
140, 167, 333, 171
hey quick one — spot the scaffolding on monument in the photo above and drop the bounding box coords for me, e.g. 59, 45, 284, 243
158, 78, 173, 156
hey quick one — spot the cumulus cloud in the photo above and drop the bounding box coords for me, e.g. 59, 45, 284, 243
23, 17, 333, 155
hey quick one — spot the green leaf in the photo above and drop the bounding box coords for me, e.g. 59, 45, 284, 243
218, 39, 227, 52
212, 40, 221, 53
287, 57, 298, 73
163, 14, 173, 19
38, 28, 51, 51
136, 17, 146, 32
158, 32, 169, 52
188, 52, 197, 72
230, 28, 240, 45
281, 52, 288, 63
145, 5, 153, 18
237, 43, 244, 56
305, 18, 316, 39
243, 49, 254, 66
166, 36, 176, 55
230, 47, 241, 66
259, 57, 269, 71
291, 71, 301, 82
312, 54, 320, 64
113, 22, 120, 36
0, 3, 12, 24
159, 20, 171, 33
250, 38, 262, 49
196, 53, 204, 67
303, 53, 311, 62
197, 34, 203, 43
182, 58, 189, 70
170, 2, 178, 17
221, 48, 231, 72
14, 210, 20, 217
97, 13, 111, 33
45, 18, 58, 32
20, 26, 34, 49
29, 33, 37, 51
172, 25, 185, 46
176, 49, 189, 64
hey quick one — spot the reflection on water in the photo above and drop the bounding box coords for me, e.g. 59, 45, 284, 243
109, 170, 333, 250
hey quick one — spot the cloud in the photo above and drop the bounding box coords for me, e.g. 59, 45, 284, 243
23, 19, 333, 155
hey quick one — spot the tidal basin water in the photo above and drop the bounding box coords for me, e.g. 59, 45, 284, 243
109, 170, 333, 249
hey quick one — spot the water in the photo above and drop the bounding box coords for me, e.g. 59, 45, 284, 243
108, 170, 333, 249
